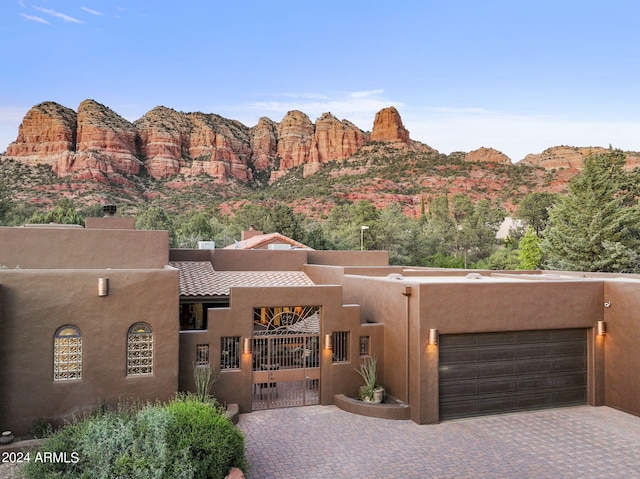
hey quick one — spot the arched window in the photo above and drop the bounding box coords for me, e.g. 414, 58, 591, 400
127, 322, 153, 376
54, 325, 82, 381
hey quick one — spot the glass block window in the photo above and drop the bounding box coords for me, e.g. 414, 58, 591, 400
54, 326, 82, 381
127, 323, 153, 376
220, 337, 240, 370
359, 336, 370, 357
332, 331, 350, 363
196, 344, 210, 366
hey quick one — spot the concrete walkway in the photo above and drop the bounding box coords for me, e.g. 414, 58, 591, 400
238, 405, 640, 478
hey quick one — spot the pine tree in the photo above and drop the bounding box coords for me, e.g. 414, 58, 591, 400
542, 150, 640, 272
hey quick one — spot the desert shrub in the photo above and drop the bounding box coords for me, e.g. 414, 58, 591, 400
24, 396, 245, 479
164, 397, 246, 479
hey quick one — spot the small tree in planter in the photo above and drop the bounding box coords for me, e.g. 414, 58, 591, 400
355, 356, 384, 403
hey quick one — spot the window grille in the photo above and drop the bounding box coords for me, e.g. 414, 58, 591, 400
196, 344, 210, 366
332, 331, 350, 363
54, 326, 82, 381
359, 336, 370, 356
127, 323, 153, 376
220, 336, 240, 369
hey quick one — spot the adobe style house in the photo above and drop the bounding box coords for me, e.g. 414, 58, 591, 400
2, 217, 640, 436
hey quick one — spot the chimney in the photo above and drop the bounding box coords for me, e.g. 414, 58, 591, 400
241, 224, 263, 241
103, 204, 117, 217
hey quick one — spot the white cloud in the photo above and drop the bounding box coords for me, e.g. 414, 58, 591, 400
80, 6, 103, 16
33, 6, 83, 24
19, 13, 49, 24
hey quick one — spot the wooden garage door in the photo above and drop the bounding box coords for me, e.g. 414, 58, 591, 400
439, 329, 587, 420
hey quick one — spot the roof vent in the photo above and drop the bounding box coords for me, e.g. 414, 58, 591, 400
387, 273, 404, 280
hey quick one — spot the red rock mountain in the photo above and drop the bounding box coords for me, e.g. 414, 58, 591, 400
4, 100, 418, 183
370, 106, 410, 145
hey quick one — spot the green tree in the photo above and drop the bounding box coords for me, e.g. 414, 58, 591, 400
516, 192, 557, 236
263, 203, 304, 241
0, 175, 12, 224
542, 150, 640, 272
136, 205, 176, 244
27, 198, 85, 226
517, 227, 543, 269
175, 211, 216, 248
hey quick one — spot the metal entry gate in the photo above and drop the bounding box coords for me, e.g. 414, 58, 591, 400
252, 333, 320, 409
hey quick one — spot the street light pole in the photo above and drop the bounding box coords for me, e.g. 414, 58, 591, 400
360, 225, 369, 251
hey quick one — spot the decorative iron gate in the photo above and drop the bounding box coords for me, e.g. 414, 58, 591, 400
252, 306, 320, 410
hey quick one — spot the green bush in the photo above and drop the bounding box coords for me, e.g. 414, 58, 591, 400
24, 396, 246, 479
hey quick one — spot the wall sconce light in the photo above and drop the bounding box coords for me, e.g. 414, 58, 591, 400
597, 320, 606, 336
324, 333, 333, 350
242, 337, 252, 354
428, 328, 439, 346
98, 278, 109, 297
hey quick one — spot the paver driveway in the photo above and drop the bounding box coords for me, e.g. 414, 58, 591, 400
238, 405, 640, 478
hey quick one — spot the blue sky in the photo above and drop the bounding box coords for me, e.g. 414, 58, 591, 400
1, 0, 639, 161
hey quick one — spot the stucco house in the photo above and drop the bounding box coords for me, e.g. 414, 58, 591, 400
1, 215, 640, 436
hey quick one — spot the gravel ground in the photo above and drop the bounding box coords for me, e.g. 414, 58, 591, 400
0, 461, 26, 479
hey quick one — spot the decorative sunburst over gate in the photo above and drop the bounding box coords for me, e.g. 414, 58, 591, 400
253, 305, 320, 335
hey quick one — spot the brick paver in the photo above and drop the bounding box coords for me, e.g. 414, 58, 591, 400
238, 405, 640, 478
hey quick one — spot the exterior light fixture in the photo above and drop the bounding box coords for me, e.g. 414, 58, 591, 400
360, 225, 369, 251
597, 320, 606, 336
428, 328, 439, 346
243, 338, 252, 354
98, 278, 109, 297
324, 333, 333, 350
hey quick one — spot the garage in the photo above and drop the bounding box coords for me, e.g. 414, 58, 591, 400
439, 329, 587, 420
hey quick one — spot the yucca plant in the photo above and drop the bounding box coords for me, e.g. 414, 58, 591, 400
355, 356, 379, 401
193, 362, 219, 403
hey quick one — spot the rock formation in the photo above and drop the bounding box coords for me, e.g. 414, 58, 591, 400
74, 99, 142, 176
370, 106, 410, 145
464, 147, 512, 165
3, 100, 422, 184
276, 110, 315, 170
521, 146, 640, 171
250, 117, 278, 171
5, 101, 77, 166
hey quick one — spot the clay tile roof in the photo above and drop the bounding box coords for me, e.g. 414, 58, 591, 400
170, 261, 218, 297
223, 233, 312, 250
169, 261, 315, 297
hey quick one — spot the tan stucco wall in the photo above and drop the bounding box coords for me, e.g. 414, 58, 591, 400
0, 267, 179, 436
211, 249, 308, 271
307, 250, 389, 266
341, 275, 421, 410
602, 280, 640, 416
0, 227, 169, 269
340, 275, 605, 424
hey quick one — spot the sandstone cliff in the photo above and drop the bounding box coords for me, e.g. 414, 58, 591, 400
464, 147, 512, 165
370, 106, 410, 145
5, 101, 421, 184
521, 146, 640, 171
